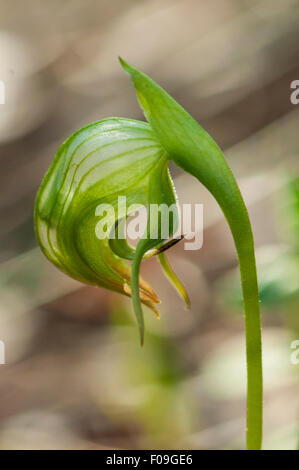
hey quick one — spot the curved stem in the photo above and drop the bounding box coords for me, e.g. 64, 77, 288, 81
213, 182, 262, 449
217, 188, 262, 449
234, 224, 263, 450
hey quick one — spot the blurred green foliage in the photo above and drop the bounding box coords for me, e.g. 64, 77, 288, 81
96, 306, 195, 448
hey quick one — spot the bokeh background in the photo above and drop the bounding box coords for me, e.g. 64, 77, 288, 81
0, 0, 299, 450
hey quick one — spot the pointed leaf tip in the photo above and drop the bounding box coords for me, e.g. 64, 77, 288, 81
118, 58, 146, 86
118, 57, 131, 73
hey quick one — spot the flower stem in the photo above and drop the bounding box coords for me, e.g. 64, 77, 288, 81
235, 223, 263, 450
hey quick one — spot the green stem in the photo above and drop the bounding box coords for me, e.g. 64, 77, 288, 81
212, 180, 262, 449
218, 188, 262, 449
234, 224, 263, 450
131, 241, 146, 346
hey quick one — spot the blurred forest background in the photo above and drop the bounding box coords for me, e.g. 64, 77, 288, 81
0, 0, 299, 450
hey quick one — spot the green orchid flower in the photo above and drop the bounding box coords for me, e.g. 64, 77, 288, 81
35, 58, 262, 450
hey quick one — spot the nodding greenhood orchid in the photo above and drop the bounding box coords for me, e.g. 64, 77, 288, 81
35, 58, 263, 450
